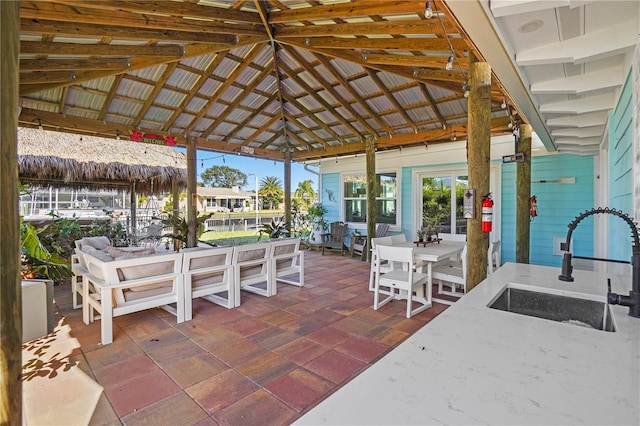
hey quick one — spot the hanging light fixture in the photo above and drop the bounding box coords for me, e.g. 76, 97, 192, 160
462, 81, 470, 98
445, 54, 454, 71
424, 1, 434, 18
501, 98, 507, 109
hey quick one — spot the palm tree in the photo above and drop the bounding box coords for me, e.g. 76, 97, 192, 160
259, 176, 284, 210
294, 179, 316, 211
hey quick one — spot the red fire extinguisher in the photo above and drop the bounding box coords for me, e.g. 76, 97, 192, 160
530, 195, 538, 221
481, 193, 493, 233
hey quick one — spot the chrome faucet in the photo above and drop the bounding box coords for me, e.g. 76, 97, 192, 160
558, 207, 640, 318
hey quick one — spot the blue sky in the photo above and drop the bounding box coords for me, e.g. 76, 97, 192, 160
178, 148, 319, 192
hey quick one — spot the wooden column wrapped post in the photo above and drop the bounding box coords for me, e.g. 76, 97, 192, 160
0, 1, 23, 423
284, 150, 292, 233
186, 136, 197, 248
466, 52, 491, 291
172, 178, 180, 252
516, 124, 532, 263
365, 137, 376, 262
130, 181, 137, 237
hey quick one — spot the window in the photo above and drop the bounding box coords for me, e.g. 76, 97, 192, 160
343, 172, 397, 225
420, 175, 468, 235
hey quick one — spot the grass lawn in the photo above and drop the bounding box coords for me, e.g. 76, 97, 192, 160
200, 230, 262, 246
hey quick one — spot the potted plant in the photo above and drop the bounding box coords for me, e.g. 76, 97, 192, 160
308, 203, 328, 244
416, 228, 427, 242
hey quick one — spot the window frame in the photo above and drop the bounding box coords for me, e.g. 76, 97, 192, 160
341, 169, 400, 230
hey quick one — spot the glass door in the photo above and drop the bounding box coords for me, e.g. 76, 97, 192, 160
418, 171, 469, 239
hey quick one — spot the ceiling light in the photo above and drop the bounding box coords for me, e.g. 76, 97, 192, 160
425, 142, 429, 151
116, 130, 120, 141
424, 1, 434, 19
38, 119, 43, 131
445, 54, 454, 71
453, 132, 457, 141
501, 99, 507, 109
518, 19, 543, 33
462, 82, 470, 98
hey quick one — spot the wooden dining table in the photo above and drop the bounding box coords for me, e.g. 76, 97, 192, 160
396, 240, 466, 305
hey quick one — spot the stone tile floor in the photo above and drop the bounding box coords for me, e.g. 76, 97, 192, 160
50, 249, 452, 425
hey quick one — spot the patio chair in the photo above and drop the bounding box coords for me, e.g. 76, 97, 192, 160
373, 244, 431, 318
182, 246, 235, 319
350, 223, 390, 260
321, 221, 349, 255
232, 242, 273, 306
432, 245, 468, 297
271, 238, 304, 294
488, 240, 501, 273
368, 236, 393, 291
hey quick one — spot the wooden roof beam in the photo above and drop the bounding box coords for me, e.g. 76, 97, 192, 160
269, 1, 425, 23
46, 0, 263, 24
283, 45, 378, 137
284, 36, 469, 52
20, 41, 184, 57
275, 19, 457, 38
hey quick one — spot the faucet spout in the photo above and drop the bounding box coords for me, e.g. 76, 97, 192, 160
558, 207, 640, 318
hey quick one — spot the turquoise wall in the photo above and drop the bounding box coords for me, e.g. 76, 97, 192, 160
320, 173, 341, 224
501, 154, 594, 266
609, 70, 634, 262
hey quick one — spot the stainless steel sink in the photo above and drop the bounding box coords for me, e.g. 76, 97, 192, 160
488, 284, 616, 332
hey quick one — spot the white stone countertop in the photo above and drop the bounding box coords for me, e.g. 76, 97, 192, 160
296, 263, 640, 425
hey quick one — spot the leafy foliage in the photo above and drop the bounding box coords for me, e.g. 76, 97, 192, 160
201, 165, 247, 188
158, 211, 215, 249
259, 176, 284, 209
257, 217, 289, 241
293, 179, 316, 212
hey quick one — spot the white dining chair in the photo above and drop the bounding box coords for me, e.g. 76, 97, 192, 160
373, 244, 431, 318
432, 245, 467, 296
368, 236, 393, 291
389, 233, 407, 244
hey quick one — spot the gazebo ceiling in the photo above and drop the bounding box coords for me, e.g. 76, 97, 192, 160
17, 0, 520, 163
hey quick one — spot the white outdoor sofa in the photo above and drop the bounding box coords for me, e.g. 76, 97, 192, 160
73, 237, 305, 345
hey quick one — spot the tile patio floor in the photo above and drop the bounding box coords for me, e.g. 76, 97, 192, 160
51, 248, 452, 425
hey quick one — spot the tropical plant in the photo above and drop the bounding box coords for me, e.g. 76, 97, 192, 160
257, 217, 289, 241
158, 211, 215, 249
201, 165, 247, 188
259, 176, 284, 209
20, 218, 73, 281
293, 179, 316, 211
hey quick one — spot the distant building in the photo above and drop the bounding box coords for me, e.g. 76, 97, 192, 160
195, 186, 258, 212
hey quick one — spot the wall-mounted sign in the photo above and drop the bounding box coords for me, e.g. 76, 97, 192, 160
502, 152, 525, 163
128, 130, 177, 146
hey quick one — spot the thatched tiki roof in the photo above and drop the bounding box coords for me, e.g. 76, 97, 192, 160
18, 128, 187, 194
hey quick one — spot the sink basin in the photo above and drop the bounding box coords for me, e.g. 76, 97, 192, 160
488, 284, 616, 332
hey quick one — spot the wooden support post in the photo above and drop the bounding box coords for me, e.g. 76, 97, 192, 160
130, 182, 137, 236
365, 137, 376, 262
171, 177, 180, 250
0, 1, 23, 423
466, 52, 492, 291
186, 136, 197, 248
516, 124, 532, 263
284, 151, 292, 233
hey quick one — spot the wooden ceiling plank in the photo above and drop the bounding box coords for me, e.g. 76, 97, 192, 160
275, 19, 457, 38
18, 107, 183, 143
284, 113, 329, 148
365, 68, 417, 133
313, 53, 392, 135
222, 93, 279, 142
163, 52, 229, 132
46, 0, 263, 24
269, 1, 424, 24
20, 3, 266, 37
418, 85, 448, 130
282, 92, 343, 143
20, 58, 131, 71
184, 44, 263, 134
287, 36, 469, 52
363, 52, 468, 69
279, 61, 363, 140
283, 45, 378, 137
134, 62, 178, 128
20, 41, 184, 57
244, 113, 281, 147
200, 61, 276, 138
98, 74, 124, 122
20, 18, 258, 43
